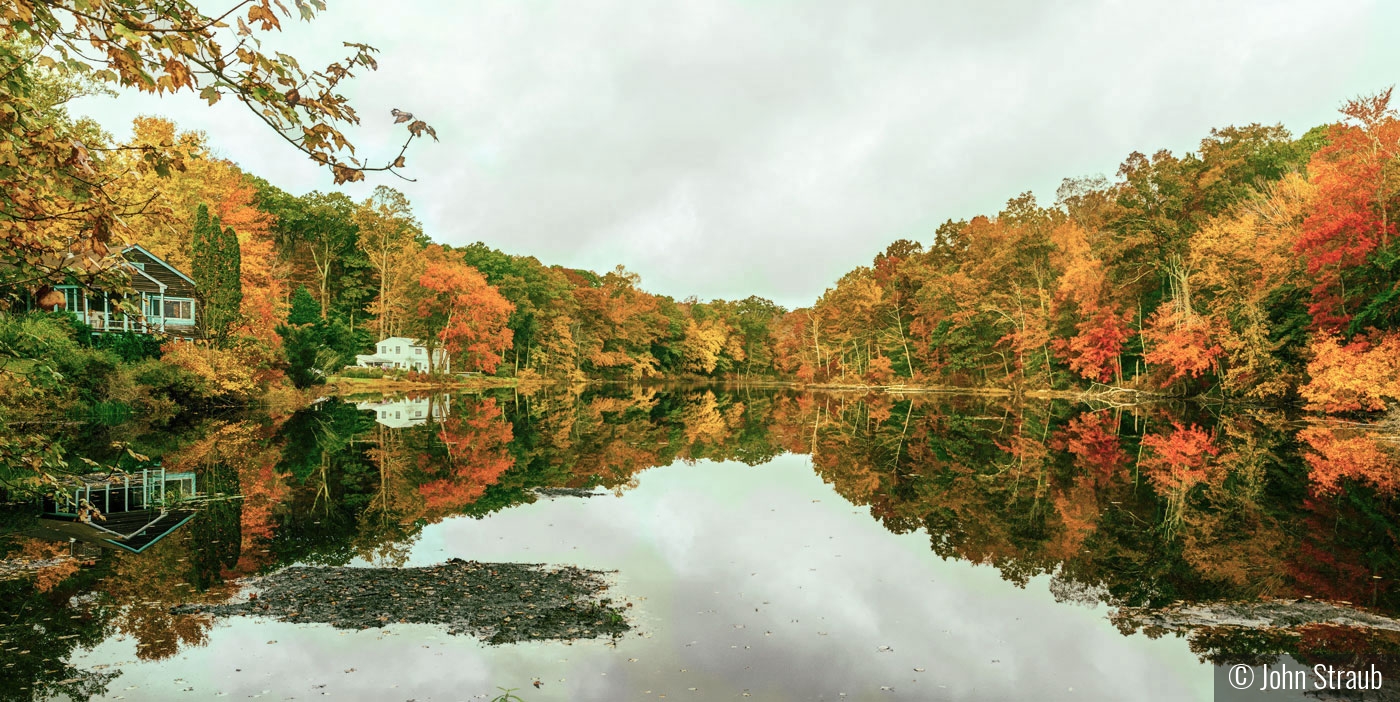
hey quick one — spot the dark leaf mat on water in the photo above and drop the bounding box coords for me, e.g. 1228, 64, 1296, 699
173, 558, 631, 644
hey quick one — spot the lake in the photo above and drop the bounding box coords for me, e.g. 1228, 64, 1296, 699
3, 386, 1399, 701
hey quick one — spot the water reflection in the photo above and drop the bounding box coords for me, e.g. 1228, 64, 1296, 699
357, 395, 450, 428
2, 386, 1398, 699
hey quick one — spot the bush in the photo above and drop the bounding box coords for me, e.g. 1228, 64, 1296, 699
130, 356, 206, 409
0, 312, 122, 404
157, 341, 260, 402
338, 366, 385, 379
84, 331, 163, 363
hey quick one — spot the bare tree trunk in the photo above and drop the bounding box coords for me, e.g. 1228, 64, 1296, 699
892, 306, 913, 376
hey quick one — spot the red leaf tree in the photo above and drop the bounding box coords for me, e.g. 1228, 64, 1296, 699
1295, 89, 1400, 331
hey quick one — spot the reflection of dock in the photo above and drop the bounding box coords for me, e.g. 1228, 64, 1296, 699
356, 396, 450, 428
38, 468, 199, 554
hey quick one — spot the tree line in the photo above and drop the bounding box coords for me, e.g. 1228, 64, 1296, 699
3, 0, 1398, 413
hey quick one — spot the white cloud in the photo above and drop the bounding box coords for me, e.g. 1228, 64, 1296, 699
74, 0, 1396, 308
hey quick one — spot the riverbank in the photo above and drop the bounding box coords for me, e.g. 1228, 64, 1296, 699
793, 380, 1165, 403
325, 374, 551, 395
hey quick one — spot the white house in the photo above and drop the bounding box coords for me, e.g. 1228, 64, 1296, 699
354, 336, 450, 373
356, 395, 450, 429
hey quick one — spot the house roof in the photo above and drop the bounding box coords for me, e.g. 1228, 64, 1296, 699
377, 336, 426, 346
122, 244, 196, 287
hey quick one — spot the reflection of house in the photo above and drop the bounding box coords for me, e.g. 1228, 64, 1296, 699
354, 336, 450, 372
53, 245, 201, 340
38, 467, 199, 553
356, 395, 450, 428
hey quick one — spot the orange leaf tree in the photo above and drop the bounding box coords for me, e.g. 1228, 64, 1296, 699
1298, 331, 1400, 412
413, 256, 514, 373
1140, 304, 1224, 389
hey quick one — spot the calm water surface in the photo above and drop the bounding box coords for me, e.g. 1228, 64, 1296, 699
4, 387, 1398, 701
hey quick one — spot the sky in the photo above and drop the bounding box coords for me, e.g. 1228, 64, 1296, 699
73, 0, 1400, 310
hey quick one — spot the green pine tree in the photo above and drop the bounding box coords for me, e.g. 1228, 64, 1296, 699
288, 286, 322, 325
188, 204, 243, 345
221, 224, 243, 340
190, 204, 213, 293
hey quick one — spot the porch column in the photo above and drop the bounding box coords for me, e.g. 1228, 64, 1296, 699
159, 291, 166, 332
103, 294, 110, 331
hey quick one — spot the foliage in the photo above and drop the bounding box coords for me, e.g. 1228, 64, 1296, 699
83, 329, 163, 362
1299, 332, 1400, 412
191, 204, 243, 344
337, 366, 385, 379
288, 286, 321, 326
0, 0, 434, 303
1140, 305, 1225, 389
412, 254, 515, 373
1299, 426, 1400, 497
158, 340, 259, 401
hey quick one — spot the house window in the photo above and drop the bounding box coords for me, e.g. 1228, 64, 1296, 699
61, 287, 80, 312
415, 348, 422, 355
396, 346, 401, 354
158, 299, 195, 323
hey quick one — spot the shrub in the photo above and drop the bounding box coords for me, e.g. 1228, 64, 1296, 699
158, 341, 259, 402
85, 331, 163, 363
0, 312, 121, 404
338, 366, 385, 379
130, 356, 206, 409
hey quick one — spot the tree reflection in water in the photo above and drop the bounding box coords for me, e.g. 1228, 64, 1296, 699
3, 385, 1399, 698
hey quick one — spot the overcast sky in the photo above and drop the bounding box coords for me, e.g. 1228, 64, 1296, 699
74, 0, 1400, 309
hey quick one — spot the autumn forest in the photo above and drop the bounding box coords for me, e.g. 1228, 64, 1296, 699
9, 94, 1400, 414
4, 0, 1400, 419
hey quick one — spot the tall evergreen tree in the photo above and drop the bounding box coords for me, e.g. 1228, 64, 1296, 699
221, 224, 243, 337
190, 204, 214, 293
189, 204, 243, 345
288, 286, 322, 326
